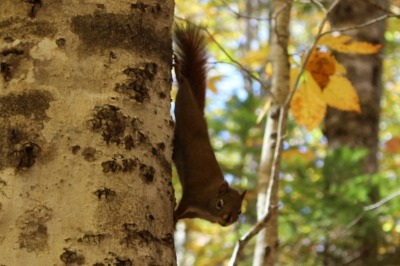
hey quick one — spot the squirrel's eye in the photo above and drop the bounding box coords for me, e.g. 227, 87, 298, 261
216, 199, 224, 209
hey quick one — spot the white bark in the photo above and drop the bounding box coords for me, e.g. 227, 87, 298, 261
253, 0, 292, 265
0, 0, 176, 265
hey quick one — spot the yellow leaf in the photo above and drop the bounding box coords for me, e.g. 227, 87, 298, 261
207, 74, 224, 93
265, 62, 272, 78
318, 34, 382, 54
334, 58, 347, 74
291, 71, 327, 130
240, 46, 269, 68
256, 98, 271, 124
322, 75, 361, 112
305, 49, 335, 88
290, 67, 300, 90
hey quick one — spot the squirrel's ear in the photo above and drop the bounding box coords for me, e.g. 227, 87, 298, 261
218, 182, 229, 195
240, 190, 247, 200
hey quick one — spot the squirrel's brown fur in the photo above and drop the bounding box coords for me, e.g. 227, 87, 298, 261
173, 22, 246, 226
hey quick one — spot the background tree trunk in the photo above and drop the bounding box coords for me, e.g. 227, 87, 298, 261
253, 1, 292, 265
325, 0, 387, 264
0, 1, 176, 265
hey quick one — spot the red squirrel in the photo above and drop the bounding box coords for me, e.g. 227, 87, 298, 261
173, 22, 246, 226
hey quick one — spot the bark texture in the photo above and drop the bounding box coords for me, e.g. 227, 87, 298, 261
253, 1, 292, 265
0, 0, 176, 265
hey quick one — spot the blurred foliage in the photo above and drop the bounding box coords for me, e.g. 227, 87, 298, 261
173, 0, 400, 265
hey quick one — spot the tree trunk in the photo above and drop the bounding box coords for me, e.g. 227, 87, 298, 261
253, 1, 292, 265
326, 0, 387, 264
0, 1, 176, 265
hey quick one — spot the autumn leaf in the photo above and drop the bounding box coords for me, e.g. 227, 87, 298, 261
318, 34, 382, 54
334, 59, 347, 74
290, 67, 301, 90
305, 49, 335, 88
322, 75, 361, 113
207, 74, 224, 93
291, 71, 327, 130
256, 98, 271, 124
385, 137, 400, 153
282, 149, 316, 164
240, 46, 269, 68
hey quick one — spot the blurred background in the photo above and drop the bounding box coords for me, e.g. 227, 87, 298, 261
173, 0, 400, 265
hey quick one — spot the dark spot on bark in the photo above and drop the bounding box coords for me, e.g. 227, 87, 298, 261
8, 128, 25, 145
147, 214, 154, 222
71, 145, 81, 154
264, 246, 271, 256
109, 51, 117, 60
82, 147, 97, 162
0, 48, 24, 56
17, 206, 52, 252
0, 62, 12, 81
93, 264, 105, 266
131, 2, 162, 14
90, 105, 126, 145
4, 36, 14, 43
96, 4, 105, 9
115, 63, 157, 103
124, 135, 134, 150
12, 142, 41, 169
60, 249, 85, 265
56, 38, 66, 47
157, 142, 165, 151
270, 107, 280, 120
140, 164, 155, 183
0, 90, 53, 120
159, 91, 167, 99
102, 159, 121, 173
115, 258, 133, 266
131, 117, 143, 129
70, 14, 171, 61
94, 188, 116, 200
161, 233, 174, 246
102, 155, 139, 173
122, 157, 139, 172
78, 233, 105, 245
122, 225, 173, 249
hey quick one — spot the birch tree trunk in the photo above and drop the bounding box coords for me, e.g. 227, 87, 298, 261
0, 1, 176, 265
253, 1, 292, 265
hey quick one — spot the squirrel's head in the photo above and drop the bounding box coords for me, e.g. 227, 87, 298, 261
210, 181, 246, 226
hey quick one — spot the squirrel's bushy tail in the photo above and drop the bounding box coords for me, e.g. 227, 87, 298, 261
174, 22, 208, 112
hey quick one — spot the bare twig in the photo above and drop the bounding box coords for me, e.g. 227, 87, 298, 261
310, 0, 327, 14
324, 14, 396, 36
219, 0, 270, 21
228, 205, 278, 266
210, 61, 272, 94
202, 27, 278, 102
364, 190, 400, 211
332, 190, 400, 242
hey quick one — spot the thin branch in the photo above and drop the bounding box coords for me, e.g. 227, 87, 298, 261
210, 61, 272, 93
228, 205, 278, 266
364, 190, 400, 211
310, 0, 327, 14
202, 27, 278, 102
324, 14, 396, 36
332, 190, 400, 242
219, 0, 270, 21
